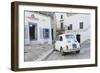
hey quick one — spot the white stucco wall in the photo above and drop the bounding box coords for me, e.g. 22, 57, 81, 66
65, 14, 91, 43
54, 13, 67, 30
54, 13, 91, 43
24, 11, 52, 45
66, 14, 90, 30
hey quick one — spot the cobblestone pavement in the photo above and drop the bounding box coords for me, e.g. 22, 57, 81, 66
24, 43, 53, 61
43, 39, 90, 61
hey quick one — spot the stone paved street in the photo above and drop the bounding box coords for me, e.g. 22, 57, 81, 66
24, 39, 90, 61
43, 39, 90, 61
24, 43, 53, 61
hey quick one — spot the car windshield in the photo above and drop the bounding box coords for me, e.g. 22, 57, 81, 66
65, 34, 75, 39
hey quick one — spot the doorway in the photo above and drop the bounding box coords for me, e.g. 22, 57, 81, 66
76, 34, 80, 43
29, 22, 37, 40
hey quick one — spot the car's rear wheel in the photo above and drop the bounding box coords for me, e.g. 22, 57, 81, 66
60, 47, 65, 55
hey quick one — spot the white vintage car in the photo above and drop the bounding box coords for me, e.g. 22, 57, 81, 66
54, 33, 80, 55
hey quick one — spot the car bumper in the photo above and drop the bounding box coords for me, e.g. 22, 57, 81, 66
63, 48, 80, 52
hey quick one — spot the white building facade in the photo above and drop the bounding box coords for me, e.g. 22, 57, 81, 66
54, 13, 91, 44
54, 13, 67, 30
24, 11, 52, 45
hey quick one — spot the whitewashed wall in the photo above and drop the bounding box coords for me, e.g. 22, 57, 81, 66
24, 11, 52, 45
66, 14, 90, 30
65, 14, 91, 43
54, 13, 67, 30
54, 13, 91, 43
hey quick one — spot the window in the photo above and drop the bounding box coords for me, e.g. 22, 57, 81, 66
61, 15, 63, 19
60, 36, 63, 41
65, 35, 75, 39
68, 24, 72, 30
43, 29, 49, 39
61, 23, 63, 29
80, 22, 83, 29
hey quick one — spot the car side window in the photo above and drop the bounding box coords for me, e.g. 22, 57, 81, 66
60, 36, 63, 41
